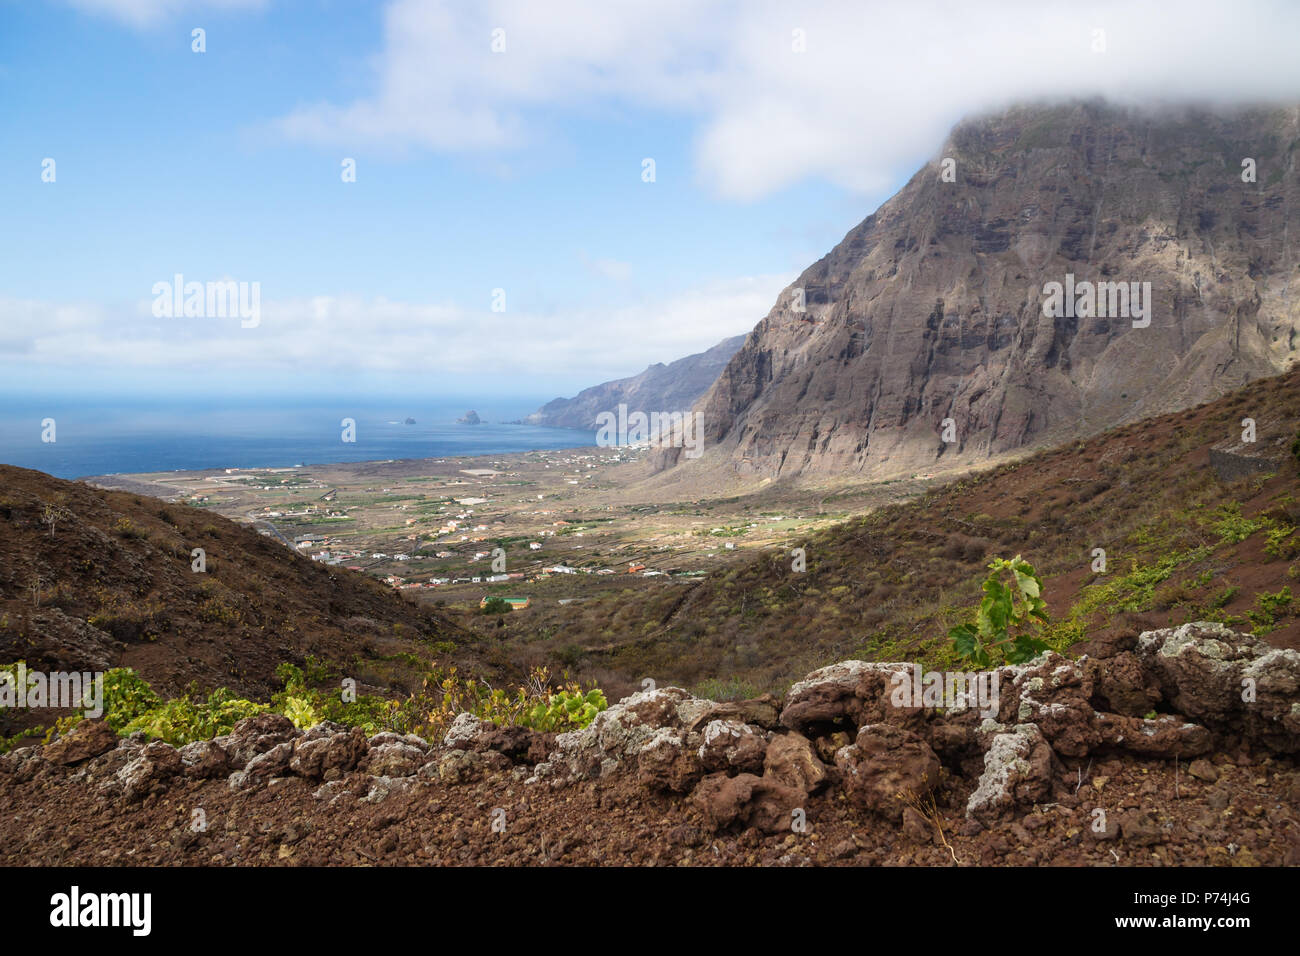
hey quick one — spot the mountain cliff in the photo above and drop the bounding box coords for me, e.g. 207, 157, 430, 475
660, 101, 1300, 481
527, 334, 746, 429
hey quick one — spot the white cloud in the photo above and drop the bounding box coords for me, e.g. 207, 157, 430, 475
579, 253, 632, 282
270, 0, 1300, 200
0, 273, 787, 385
61, 0, 266, 27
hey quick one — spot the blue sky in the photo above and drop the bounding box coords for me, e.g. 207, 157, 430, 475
0, 0, 878, 400
2, 0, 1296, 402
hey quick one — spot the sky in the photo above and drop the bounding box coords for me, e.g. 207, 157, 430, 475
3, 0, 1300, 402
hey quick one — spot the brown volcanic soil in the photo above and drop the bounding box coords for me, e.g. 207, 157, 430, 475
537, 365, 1300, 694
2, 739, 1296, 867
0, 465, 470, 729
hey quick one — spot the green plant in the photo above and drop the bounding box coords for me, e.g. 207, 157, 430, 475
1291, 428, 1300, 466
522, 688, 607, 732
1248, 586, 1293, 633
1210, 503, 1264, 545
480, 596, 510, 615
121, 688, 265, 745
98, 668, 163, 731
1264, 526, 1299, 560
948, 556, 1051, 666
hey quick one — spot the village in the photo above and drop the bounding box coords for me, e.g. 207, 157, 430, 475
95, 445, 930, 618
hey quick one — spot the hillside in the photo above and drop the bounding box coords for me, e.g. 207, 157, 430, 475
0, 465, 470, 731
526, 333, 746, 429
655, 101, 1300, 484
524, 364, 1300, 695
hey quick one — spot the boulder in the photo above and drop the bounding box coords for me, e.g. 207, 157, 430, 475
443, 713, 487, 749
44, 720, 118, 765
1136, 622, 1300, 751
118, 741, 183, 801
779, 661, 907, 735
362, 742, 425, 778
223, 713, 298, 768
530, 686, 711, 785
244, 740, 293, 780
697, 719, 767, 775
1089, 651, 1162, 717
762, 732, 827, 795
966, 724, 1058, 822
289, 728, 368, 779
1095, 713, 1214, 757
835, 724, 941, 820
178, 739, 230, 779
692, 772, 806, 834
636, 729, 702, 793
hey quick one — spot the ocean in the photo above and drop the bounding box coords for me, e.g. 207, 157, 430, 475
0, 398, 596, 480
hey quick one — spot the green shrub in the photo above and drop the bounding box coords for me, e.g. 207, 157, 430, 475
98, 668, 163, 732
121, 688, 265, 745
949, 556, 1051, 666
1264, 526, 1299, 560
1211, 504, 1263, 545
1248, 586, 1293, 633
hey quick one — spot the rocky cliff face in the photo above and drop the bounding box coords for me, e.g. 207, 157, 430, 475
527, 334, 746, 430
665, 101, 1300, 481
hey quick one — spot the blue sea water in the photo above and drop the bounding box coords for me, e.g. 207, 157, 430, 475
0, 397, 595, 480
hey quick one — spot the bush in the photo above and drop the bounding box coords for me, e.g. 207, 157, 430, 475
480, 597, 510, 615
949, 556, 1051, 666
121, 688, 266, 745
98, 668, 163, 731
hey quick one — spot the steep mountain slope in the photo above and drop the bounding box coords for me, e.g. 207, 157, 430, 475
0, 466, 469, 714
527, 333, 746, 429
660, 101, 1300, 482
541, 364, 1300, 693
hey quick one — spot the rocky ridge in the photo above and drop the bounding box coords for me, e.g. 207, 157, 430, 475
3, 621, 1297, 865
656, 101, 1300, 485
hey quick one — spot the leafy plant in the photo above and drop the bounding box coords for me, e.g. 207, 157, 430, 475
1264, 526, 1299, 560
1247, 586, 1293, 634
522, 688, 608, 732
120, 688, 265, 745
480, 596, 510, 615
1210, 503, 1264, 545
97, 668, 163, 732
948, 556, 1051, 666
